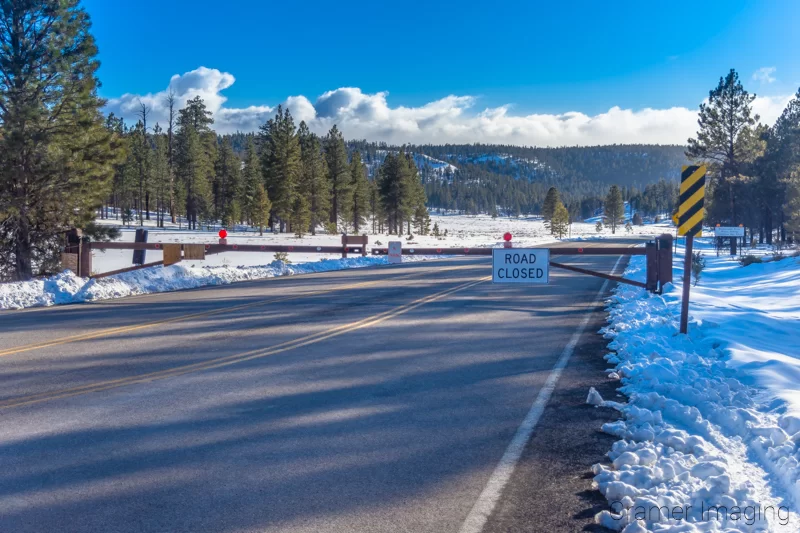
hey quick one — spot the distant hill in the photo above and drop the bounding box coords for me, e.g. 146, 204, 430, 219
409, 144, 689, 189
221, 134, 687, 217
348, 141, 688, 217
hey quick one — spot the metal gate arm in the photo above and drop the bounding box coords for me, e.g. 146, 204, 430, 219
548, 261, 646, 289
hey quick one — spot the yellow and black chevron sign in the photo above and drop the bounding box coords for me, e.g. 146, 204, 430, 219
678, 165, 706, 237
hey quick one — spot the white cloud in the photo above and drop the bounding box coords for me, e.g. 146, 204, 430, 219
752, 93, 793, 123
284, 95, 317, 124
104, 66, 794, 146
753, 66, 777, 84
105, 66, 273, 133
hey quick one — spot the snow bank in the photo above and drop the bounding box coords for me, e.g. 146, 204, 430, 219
0, 256, 429, 311
593, 243, 800, 532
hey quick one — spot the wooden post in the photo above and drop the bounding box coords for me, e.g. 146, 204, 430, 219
341, 234, 347, 259
679, 235, 694, 334
79, 239, 92, 278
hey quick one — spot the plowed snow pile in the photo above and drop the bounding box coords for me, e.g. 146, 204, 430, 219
0, 256, 427, 310
594, 243, 800, 532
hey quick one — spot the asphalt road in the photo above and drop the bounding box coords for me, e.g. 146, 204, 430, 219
0, 239, 643, 533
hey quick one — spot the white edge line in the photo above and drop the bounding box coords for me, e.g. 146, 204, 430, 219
458, 254, 625, 533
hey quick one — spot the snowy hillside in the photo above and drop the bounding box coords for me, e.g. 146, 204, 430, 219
413, 153, 458, 180
360, 149, 457, 181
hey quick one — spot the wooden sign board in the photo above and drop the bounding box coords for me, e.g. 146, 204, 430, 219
61, 253, 79, 272
183, 244, 206, 260
163, 244, 182, 266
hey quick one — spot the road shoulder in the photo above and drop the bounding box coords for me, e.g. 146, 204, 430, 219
481, 296, 621, 533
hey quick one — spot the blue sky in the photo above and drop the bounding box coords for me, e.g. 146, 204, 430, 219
86, 0, 800, 145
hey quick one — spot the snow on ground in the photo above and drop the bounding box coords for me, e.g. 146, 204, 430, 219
91, 213, 671, 273
1, 213, 671, 311
593, 238, 800, 532
0, 256, 434, 310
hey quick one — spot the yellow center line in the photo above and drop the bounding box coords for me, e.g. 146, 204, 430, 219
0, 263, 483, 358
0, 275, 491, 410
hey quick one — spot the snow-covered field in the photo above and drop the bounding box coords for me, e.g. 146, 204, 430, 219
1, 213, 671, 311
91, 213, 673, 272
593, 239, 800, 532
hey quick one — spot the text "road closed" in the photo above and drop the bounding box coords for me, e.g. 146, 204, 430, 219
491, 249, 550, 284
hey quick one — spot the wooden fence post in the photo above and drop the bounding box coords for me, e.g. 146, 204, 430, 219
79, 239, 92, 278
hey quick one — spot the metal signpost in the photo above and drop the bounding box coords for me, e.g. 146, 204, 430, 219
678, 165, 706, 334
491, 249, 550, 284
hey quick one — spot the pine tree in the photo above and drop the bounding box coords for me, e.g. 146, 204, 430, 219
166, 92, 178, 223
0, 0, 123, 280
377, 153, 402, 234
260, 106, 300, 232
117, 132, 139, 226
413, 204, 431, 235
215, 138, 241, 227
378, 152, 422, 235
350, 151, 370, 233
604, 185, 624, 234
542, 187, 561, 221
240, 139, 263, 229
550, 201, 570, 238
401, 152, 426, 235
253, 183, 272, 236
176, 124, 209, 230
289, 196, 311, 238
757, 88, 800, 243
786, 174, 800, 239
368, 178, 382, 233
136, 103, 153, 223
179, 95, 214, 131
632, 212, 643, 226
324, 125, 352, 230
129, 120, 151, 226
151, 124, 170, 227
104, 115, 128, 221
297, 122, 330, 235
176, 96, 215, 230
687, 69, 757, 253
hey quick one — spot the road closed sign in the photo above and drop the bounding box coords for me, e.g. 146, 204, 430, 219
388, 241, 402, 264
492, 249, 549, 284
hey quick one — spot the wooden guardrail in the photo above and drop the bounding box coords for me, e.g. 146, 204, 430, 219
75, 234, 369, 279
66, 231, 673, 295
370, 247, 648, 256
